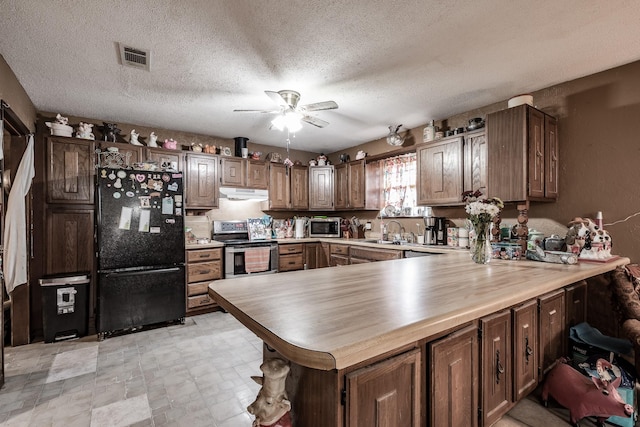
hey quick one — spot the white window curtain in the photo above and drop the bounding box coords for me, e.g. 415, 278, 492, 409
382, 153, 417, 210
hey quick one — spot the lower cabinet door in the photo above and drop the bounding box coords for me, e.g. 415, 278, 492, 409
346, 348, 421, 427
481, 311, 512, 427
512, 299, 538, 402
430, 324, 478, 427
539, 289, 565, 376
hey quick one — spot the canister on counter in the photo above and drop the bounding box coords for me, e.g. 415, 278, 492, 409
447, 227, 459, 246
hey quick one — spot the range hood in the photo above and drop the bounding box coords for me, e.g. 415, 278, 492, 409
219, 186, 269, 201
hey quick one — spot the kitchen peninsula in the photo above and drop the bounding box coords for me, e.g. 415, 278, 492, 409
209, 252, 629, 426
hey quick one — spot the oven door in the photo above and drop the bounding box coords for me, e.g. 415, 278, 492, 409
225, 242, 279, 278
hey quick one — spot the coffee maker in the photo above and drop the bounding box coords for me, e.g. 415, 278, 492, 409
435, 217, 448, 245
423, 215, 436, 245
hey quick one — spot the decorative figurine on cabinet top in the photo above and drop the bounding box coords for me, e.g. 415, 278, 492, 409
148, 132, 159, 147
100, 122, 121, 142
130, 129, 143, 146
76, 122, 95, 140
163, 138, 178, 150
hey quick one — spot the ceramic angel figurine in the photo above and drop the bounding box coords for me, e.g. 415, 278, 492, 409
130, 129, 143, 146
148, 132, 158, 147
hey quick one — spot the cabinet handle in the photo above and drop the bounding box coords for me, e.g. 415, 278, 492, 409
198, 254, 212, 258
496, 349, 505, 384
288, 261, 296, 265
525, 337, 533, 364
200, 297, 210, 305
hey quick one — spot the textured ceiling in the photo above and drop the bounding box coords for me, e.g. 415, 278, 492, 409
2, 1, 640, 153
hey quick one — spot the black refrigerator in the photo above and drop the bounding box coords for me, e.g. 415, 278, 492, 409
96, 168, 185, 338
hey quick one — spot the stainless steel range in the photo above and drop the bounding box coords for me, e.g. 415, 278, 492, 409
212, 220, 278, 278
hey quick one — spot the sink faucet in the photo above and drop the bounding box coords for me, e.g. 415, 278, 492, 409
385, 220, 405, 240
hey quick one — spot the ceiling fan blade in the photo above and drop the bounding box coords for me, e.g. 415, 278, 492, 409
300, 100, 338, 112
264, 91, 289, 107
301, 115, 329, 128
233, 109, 282, 114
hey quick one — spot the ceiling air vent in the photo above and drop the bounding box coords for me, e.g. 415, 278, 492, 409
118, 43, 150, 71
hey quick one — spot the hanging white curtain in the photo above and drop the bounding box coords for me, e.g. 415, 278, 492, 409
3, 134, 34, 294
382, 153, 417, 210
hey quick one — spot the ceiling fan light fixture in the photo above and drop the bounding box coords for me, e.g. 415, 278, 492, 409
271, 111, 303, 133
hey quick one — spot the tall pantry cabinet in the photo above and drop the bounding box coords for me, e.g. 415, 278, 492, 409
42, 136, 97, 335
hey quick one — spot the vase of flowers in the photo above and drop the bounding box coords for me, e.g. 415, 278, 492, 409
463, 191, 504, 264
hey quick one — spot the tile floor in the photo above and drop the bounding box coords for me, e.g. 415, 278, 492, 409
0, 311, 633, 426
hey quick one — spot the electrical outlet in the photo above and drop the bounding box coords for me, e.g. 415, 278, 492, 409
365, 222, 372, 230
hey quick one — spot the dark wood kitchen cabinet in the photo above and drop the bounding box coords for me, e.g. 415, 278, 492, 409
417, 136, 464, 205
305, 242, 328, 269
97, 141, 143, 167
538, 289, 565, 376
267, 163, 308, 210
487, 104, 558, 202
278, 243, 305, 272
45, 136, 97, 335
185, 153, 218, 209
512, 299, 538, 403
480, 310, 512, 427
220, 157, 267, 189
290, 165, 309, 210
335, 160, 365, 210
47, 137, 95, 204
46, 207, 94, 275
146, 147, 184, 172
345, 348, 421, 427
565, 280, 587, 330
186, 247, 222, 315
365, 159, 383, 210
430, 324, 478, 427
309, 165, 334, 210
349, 246, 402, 264
463, 130, 488, 195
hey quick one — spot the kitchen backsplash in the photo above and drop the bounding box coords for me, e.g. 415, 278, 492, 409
185, 199, 267, 239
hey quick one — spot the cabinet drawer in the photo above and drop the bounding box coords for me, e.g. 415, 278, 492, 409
187, 248, 222, 262
187, 281, 211, 297
187, 294, 215, 309
187, 260, 222, 282
279, 243, 304, 255
330, 254, 350, 266
331, 244, 349, 255
350, 247, 402, 261
279, 254, 304, 272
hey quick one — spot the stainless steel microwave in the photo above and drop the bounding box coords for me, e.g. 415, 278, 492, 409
308, 217, 341, 238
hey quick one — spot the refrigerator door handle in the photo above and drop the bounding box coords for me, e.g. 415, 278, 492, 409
104, 267, 181, 278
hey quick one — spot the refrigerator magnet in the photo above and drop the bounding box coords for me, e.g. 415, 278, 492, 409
118, 207, 132, 230
138, 209, 150, 232
162, 173, 170, 182
167, 182, 178, 192
139, 196, 151, 208
113, 192, 121, 199
175, 208, 182, 216
162, 197, 173, 214
108, 171, 116, 180
150, 227, 161, 233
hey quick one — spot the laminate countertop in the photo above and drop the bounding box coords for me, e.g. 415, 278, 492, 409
209, 253, 629, 371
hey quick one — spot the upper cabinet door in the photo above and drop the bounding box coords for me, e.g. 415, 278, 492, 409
290, 165, 309, 210
527, 108, 545, 199
365, 160, 383, 211
309, 166, 334, 210
544, 115, 559, 200
463, 130, 488, 196
185, 153, 218, 209
268, 163, 290, 210
334, 163, 348, 210
417, 136, 464, 205
220, 157, 246, 187
247, 160, 268, 189
349, 160, 366, 209
97, 141, 143, 167
47, 137, 95, 204
145, 147, 184, 173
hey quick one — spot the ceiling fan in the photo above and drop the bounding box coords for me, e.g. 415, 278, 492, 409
234, 90, 338, 131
